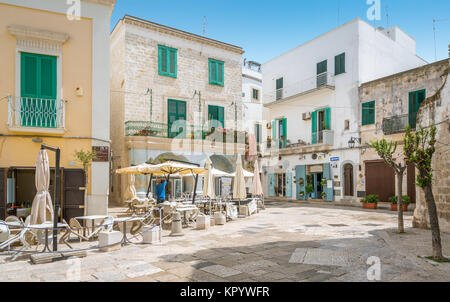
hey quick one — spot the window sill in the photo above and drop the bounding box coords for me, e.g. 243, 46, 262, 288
334, 72, 346, 77
209, 82, 224, 87
7, 126, 66, 135
159, 72, 177, 79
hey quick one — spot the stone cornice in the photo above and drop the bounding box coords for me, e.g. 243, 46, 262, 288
82, 0, 116, 7
7, 25, 69, 44
122, 15, 244, 55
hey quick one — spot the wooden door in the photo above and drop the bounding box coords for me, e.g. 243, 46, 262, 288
344, 163, 354, 196
407, 163, 416, 203
62, 169, 85, 222
0, 169, 6, 220
365, 161, 395, 202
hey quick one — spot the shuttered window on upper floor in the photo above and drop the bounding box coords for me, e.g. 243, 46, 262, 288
209, 58, 224, 86
158, 45, 177, 78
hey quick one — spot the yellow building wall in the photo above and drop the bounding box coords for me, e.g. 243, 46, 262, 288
0, 4, 93, 181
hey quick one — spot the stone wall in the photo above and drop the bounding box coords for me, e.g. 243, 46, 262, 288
413, 60, 450, 233
358, 59, 449, 206
110, 17, 244, 204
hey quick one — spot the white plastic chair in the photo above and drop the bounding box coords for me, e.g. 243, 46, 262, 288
86, 216, 114, 240
0, 220, 10, 244
0, 216, 31, 260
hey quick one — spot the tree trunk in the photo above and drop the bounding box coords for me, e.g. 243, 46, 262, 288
423, 184, 444, 260
396, 172, 404, 233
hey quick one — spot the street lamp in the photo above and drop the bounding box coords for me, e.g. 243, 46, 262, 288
348, 137, 361, 149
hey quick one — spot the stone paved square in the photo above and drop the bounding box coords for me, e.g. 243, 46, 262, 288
1, 202, 449, 282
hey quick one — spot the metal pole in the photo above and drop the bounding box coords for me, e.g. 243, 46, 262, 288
146, 173, 153, 197
53, 148, 60, 252
192, 174, 199, 205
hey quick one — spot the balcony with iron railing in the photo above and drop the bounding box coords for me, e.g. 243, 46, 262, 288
125, 120, 247, 144
267, 73, 335, 104
265, 130, 334, 155
7, 95, 66, 134
382, 113, 417, 135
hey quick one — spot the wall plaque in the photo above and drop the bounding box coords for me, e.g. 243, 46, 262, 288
92, 146, 110, 162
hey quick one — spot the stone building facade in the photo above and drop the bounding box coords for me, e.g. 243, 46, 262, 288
110, 15, 245, 204
359, 59, 449, 231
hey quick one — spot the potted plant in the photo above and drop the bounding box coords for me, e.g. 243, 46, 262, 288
299, 191, 305, 198
305, 184, 314, 199
320, 178, 327, 186
298, 178, 305, 186
321, 192, 327, 199
389, 196, 411, 212
361, 194, 379, 209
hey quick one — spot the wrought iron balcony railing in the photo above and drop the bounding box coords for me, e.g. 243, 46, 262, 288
125, 120, 246, 144
382, 113, 417, 135
7, 96, 66, 130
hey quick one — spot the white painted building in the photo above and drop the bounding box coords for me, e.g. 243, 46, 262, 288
242, 60, 264, 158
261, 18, 427, 202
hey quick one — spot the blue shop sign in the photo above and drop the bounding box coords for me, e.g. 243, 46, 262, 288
330, 157, 340, 162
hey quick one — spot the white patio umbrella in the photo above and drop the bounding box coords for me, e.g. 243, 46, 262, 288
123, 174, 137, 200
203, 157, 215, 199
250, 160, 263, 196
233, 154, 247, 200
30, 149, 54, 225
230, 169, 254, 178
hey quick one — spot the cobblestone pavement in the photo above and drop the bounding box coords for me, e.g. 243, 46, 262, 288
0, 201, 449, 282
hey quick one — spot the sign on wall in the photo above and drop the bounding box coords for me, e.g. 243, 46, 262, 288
330, 157, 340, 162
92, 146, 110, 162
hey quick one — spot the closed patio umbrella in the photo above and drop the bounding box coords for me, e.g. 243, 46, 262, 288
30, 149, 54, 225
250, 160, 263, 196
203, 157, 215, 199
233, 154, 247, 200
123, 174, 137, 200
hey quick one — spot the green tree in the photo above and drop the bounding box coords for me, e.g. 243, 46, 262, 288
370, 139, 406, 233
404, 126, 444, 260
74, 149, 96, 197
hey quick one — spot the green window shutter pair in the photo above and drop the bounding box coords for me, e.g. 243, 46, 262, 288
21, 52, 57, 99
317, 60, 327, 75
20, 52, 57, 128
276, 78, 283, 89
311, 108, 331, 144
208, 105, 225, 128
362, 101, 376, 126
408, 89, 426, 128
252, 89, 259, 100
255, 124, 262, 143
281, 118, 287, 148
209, 58, 224, 86
158, 45, 177, 78
167, 99, 186, 138
335, 53, 345, 75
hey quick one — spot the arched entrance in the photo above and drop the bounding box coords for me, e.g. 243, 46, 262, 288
344, 163, 354, 197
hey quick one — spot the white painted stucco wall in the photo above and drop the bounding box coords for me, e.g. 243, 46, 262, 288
242, 66, 263, 137
261, 18, 427, 201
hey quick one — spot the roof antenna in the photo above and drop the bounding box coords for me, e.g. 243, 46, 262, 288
202, 16, 207, 36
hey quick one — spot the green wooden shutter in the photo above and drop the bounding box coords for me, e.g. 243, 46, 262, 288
311, 110, 317, 144
159, 46, 167, 74
295, 165, 307, 200
169, 48, 177, 77
21, 53, 38, 98
317, 60, 327, 74
335, 53, 345, 75
268, 173, 275, 197
322, 163, 333, 201
217, 61, 224, 84
276, 78, 283, 89
324, 108, 331, 130
286, 172, 292, 198
272, 120, 276, 141
159, 45, 177, 77
218, 106, 224, 127
282, 118, 287, 148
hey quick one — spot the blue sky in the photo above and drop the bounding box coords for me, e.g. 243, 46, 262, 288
111, 0, 449, 64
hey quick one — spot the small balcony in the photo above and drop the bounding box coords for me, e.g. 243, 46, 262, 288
266, 73, 335, 105
125, 121, 246, 144
7, 96, 66, 134
382, 113, 417, 135
265, 130, 334, 156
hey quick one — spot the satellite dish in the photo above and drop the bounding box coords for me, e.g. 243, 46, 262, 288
312, 153, 318, 160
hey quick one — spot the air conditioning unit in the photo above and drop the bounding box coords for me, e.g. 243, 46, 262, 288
302, 112, 312, 120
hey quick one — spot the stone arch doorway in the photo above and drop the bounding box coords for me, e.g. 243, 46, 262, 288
343, 163, 354, 197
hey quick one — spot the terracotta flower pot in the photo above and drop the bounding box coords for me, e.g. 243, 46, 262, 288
362, 202, 377, 209
390, 204, 408, 212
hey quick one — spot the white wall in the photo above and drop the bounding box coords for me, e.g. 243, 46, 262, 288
242, 66, 263, 136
